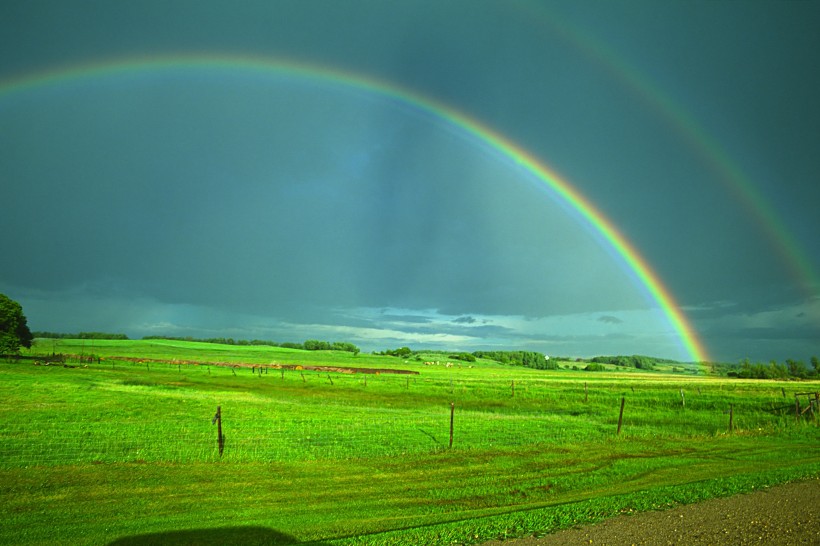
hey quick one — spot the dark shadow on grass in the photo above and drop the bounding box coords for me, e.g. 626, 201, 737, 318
418, 428, 442, 446
107, 525, 327, 545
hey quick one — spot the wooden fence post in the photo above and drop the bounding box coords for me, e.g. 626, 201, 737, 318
212, 406, 224, 457
680, 389, 685, 408
728, 403, 734, 432
449, 402, 455, 448
815, 393, 819, 422
617, 396, 625, 435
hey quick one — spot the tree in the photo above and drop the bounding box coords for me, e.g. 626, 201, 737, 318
0, 294, 33, 356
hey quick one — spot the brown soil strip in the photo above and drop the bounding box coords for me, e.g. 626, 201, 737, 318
482, 478, 819, 546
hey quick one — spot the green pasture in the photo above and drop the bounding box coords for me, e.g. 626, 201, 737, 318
1, 339, 818, 545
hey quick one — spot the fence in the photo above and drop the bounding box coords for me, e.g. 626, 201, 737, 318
1, 360, 817, 468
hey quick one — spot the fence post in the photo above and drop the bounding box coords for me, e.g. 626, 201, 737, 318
728, 403, 734, 432
212, 406, 224, 457
449, 402, 455, 448
816, 393, 819, 422
680, 389, 685, 408
617, 396, 625, 435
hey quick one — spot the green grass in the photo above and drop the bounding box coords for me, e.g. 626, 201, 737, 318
1, 339, 818, 545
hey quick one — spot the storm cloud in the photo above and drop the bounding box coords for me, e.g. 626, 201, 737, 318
1, 1, 818, 362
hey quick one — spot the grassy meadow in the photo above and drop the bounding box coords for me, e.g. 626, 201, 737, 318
1, 339, 818, 545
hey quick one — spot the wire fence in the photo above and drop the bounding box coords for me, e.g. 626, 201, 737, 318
4, 399, 812, 469
2, 360, 816, 469
0, 405, 624, 468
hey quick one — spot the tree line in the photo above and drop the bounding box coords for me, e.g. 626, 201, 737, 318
589, 354, 672, 370
34, 331, 130, 340
724, 358, 819, 379
472, 351, 559, 370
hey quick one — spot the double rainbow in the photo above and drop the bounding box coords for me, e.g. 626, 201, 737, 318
0, 53, 711, 362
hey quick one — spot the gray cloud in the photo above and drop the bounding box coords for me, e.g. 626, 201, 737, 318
598, 315, 623, 325
1, 1, 818, 362
452, 316, 477, 324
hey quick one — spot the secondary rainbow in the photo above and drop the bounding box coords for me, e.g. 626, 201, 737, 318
0, 53, 711, 362
522, 2, 819, 300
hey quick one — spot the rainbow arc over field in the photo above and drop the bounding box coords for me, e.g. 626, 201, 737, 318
0, 53, 711, 363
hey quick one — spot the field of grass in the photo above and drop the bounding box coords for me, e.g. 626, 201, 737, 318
1, 339, 818, 545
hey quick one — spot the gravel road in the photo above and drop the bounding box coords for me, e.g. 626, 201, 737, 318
482, 478, 819, 546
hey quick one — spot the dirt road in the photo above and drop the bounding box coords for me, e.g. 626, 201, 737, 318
483, 479, 819, 545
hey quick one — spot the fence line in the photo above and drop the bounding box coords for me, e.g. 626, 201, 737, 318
2, 394, 812, 469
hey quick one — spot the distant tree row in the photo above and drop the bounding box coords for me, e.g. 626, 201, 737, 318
141, 336, 359, 354
302, 339, 360, 354
448, 352, 477, 362
376, 347, 413, 358
725, 357, 819, 379
590, 355, 666, 370
473, 351, 559, 370
34, 332, 130, 340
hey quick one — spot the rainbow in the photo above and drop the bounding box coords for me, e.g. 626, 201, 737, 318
0, 53, 711, 362
521, 1, 820, 300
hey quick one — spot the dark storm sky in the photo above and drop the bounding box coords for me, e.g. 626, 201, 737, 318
1, 0, 818, 362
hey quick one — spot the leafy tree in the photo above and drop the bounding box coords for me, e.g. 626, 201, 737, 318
473, 351, 557, 370
786, 359, 809, 379
0, 294, 33, 355
449, 352, 476, 363
382, 347, 412, 358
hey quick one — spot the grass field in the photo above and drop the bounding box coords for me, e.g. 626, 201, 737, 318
1, 339, 818, 545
